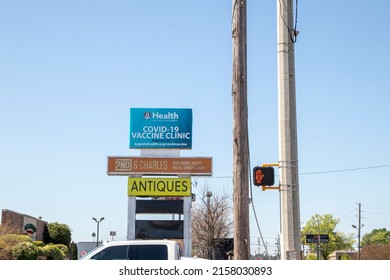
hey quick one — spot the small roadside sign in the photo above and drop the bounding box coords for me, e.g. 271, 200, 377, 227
128, 177, 192, 197
306, 234, 329, 244
108, 156, 212, 176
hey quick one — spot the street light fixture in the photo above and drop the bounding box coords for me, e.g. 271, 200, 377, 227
92, 217, 104, 248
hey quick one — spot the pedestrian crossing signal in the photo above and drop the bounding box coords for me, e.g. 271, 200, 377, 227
253, 166, 274, 186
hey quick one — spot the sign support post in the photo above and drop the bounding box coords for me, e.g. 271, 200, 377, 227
183, 196, 192, 257
127, 196, 136, 240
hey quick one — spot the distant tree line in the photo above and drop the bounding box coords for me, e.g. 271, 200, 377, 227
302, 213, 390, 260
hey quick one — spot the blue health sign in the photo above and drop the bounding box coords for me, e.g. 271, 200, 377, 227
129, 108, 193, 149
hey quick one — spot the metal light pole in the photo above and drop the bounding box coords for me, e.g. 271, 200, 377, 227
92, 217, 104, 248
277, 0, 301, 260
206, 191, 212, 259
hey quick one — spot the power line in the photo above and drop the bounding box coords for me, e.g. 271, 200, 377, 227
278, 0, 299, 42
299, 164, 390, 175
198, 163, 390, 180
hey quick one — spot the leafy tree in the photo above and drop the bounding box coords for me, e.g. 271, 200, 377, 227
302, 213, 355, 260
191, 184, 233, 259
45, 222, 72, 246
361, 228, 390, 246
69, 241, 78, 260
12, 241, 39, 260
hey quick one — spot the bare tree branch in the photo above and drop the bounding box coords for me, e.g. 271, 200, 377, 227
191, 183, 232, 259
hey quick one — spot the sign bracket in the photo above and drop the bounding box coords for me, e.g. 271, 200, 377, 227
261, 162, 280, 191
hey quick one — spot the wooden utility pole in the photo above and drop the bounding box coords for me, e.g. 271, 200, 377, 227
277, 0, 301, 259
352, 203, 362, 260
232, 0, 250, 260
357, 202, 362, 260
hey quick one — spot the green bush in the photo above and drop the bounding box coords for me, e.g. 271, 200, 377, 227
37, 246, 46, 257
340, 254, 351, 260
55, 244, 69, 256
36, 243, 67, 259
0, 234, 31, 245
33, 240, 45, 247
0, 234, 32, 260
12, 242, 39, 260
42, 244, 64, 260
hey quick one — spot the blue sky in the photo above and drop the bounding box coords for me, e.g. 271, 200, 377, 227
1, 0, 390, 256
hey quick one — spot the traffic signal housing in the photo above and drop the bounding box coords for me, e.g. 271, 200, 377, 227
253, 166, 275, 186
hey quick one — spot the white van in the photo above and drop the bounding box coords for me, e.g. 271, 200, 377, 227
79, 240, 181, 260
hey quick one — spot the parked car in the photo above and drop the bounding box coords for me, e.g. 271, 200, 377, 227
79, 240, 181, 260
